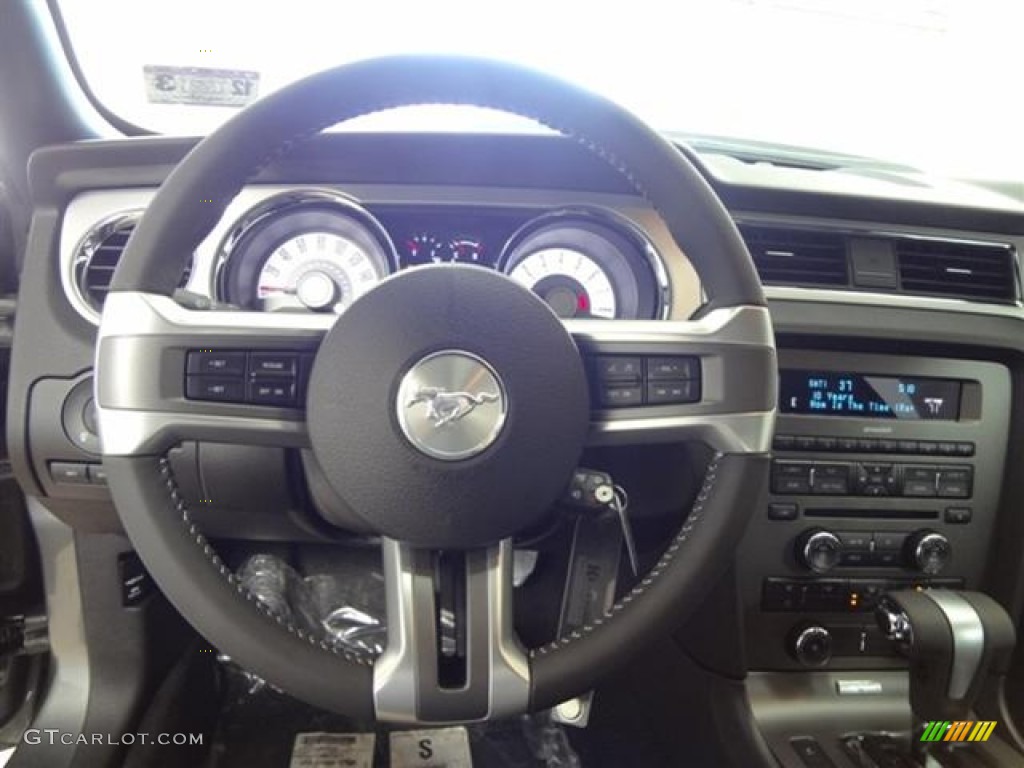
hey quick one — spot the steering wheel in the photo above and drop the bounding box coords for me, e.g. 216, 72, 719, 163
95, 56, 776, 723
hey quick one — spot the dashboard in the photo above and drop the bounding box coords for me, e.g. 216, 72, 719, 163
61, 186, 685, 327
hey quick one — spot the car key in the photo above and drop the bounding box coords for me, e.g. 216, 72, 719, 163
562, 469, 639, 576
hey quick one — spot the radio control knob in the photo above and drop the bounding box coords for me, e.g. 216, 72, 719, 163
791, 624, 833, 667
797, 529, 842, 574
906, 530, 951, 575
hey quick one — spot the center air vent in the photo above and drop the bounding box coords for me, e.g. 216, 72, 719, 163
739, 225, 849, 287
895, 238, 1017, 304
72, 212, 192, 317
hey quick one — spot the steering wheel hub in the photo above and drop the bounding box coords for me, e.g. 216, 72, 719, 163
305, 265, 590, 548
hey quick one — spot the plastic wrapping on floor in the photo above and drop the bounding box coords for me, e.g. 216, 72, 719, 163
237, 552, 387, 657
217, 553, 582, 767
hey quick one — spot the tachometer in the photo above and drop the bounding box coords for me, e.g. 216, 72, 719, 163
501, 215, 664, 319
508, 248, 616, 318
217, 192, 394, 314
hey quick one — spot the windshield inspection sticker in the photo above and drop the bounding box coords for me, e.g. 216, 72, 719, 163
143, 65, 259, 107
288, 732, 375, 768
389, 727, 472, 768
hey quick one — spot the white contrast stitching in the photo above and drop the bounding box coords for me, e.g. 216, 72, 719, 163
157, 457, 373, 666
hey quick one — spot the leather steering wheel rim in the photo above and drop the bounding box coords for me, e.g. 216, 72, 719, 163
97, 55, 775, 721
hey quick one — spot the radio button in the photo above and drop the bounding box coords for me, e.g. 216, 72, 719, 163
838, 438, 859, 452
857, 439, 880, 452
795, 436, 817, 451
877, 439, 898, 453
944, 507, 972, 524
873, 532, 907, 551
811, 463, 849, 495
903, 481, 937, 497
897, 440, 920, 454
937, 442, 958, 456
837, 531, 871, 551
773, 435, 796, 451
815, 436, 838, 451
918, 441, 939, 455
768, 503, 799, 521
954, 442, 975, 457
937, 467, 972, 498
773, 462, 812, 494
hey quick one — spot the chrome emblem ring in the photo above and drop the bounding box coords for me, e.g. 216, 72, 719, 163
396, 350, 508, 461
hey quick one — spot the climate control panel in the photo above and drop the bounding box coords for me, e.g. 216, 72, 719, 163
794, 527, 951, 573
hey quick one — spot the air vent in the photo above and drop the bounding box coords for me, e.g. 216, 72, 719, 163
739, 225, 849, 287
896, 239, 1017, 304
73, 213, 192, 315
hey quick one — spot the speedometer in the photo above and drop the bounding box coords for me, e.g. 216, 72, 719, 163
217, 192, 394, 314
257, 231, 382, 312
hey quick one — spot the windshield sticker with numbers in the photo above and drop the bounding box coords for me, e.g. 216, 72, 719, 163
288, 732, 375, 768
143, 65, 259, 107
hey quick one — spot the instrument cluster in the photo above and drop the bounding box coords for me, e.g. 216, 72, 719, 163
215, 191, 668, 320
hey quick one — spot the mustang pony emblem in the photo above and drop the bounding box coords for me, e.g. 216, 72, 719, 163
406, 387, 500, 428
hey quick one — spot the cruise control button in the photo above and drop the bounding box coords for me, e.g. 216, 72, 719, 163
646, 356, 699, 380
186, 376, 245, 403
249, 352, 297, 376
248, 379, 297, 407
186, 350, 246, 376
599, 385, 643, 407
594, 356, 642, 381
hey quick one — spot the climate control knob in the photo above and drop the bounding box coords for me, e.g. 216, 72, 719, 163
790, 624, 833, 667
906, 530, 951, 575
797, 528, 842, 574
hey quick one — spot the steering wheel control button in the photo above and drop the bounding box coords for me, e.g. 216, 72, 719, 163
248, 379, 297, 407
396, 350, 508, 461
249, 352, 297, 376
595, 356, 642, 381
185, 376, 245, 403
186, 349, 246, 376
647, 379, 699, 405
647, 356, 699, 381
49, 462, 90, 485
600, 385, 643, 407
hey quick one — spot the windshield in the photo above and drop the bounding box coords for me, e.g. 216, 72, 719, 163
56, 0, 1022, 182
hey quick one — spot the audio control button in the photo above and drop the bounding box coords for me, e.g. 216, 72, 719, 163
837, 531, 871, 551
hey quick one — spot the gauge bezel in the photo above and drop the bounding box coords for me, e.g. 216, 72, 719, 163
214, 189, 397, 311
498, 207, 670, 320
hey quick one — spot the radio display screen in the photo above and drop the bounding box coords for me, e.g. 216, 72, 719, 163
779, 371, 962, 420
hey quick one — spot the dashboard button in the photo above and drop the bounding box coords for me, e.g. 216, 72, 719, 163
87, 464, 108, 486
646, 380, 698, 404
954, 442, 975, 457
837, 531, 871, 551
768, 503, 799, 521
903, 481, 936, 497
646, 356, 699, 380
897, 440, 920, 454
837, 438, 859, 452
249, 352, 297, 376
594, 356, 642, 381
50, 462, 90, 484
773, 435, 796, 451
857, 439, 879, 452
186, 376, 245, 403
248, 379, 297, 407
873, 532, 907, 551
187, 350, 246, 376
944, 507, 972, 524
815, 436, 838, 451
795, 436, 817, 451
918, 441, 939, 455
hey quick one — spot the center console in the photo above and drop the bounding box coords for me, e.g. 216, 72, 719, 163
738, 350, 1010, 672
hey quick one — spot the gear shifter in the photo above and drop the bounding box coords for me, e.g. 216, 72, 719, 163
867, 589, 1017, 766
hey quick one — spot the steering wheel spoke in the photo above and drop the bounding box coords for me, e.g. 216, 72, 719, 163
374, 538, 529, 723
569, 305, 777, 453
96, 291, 328, 456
